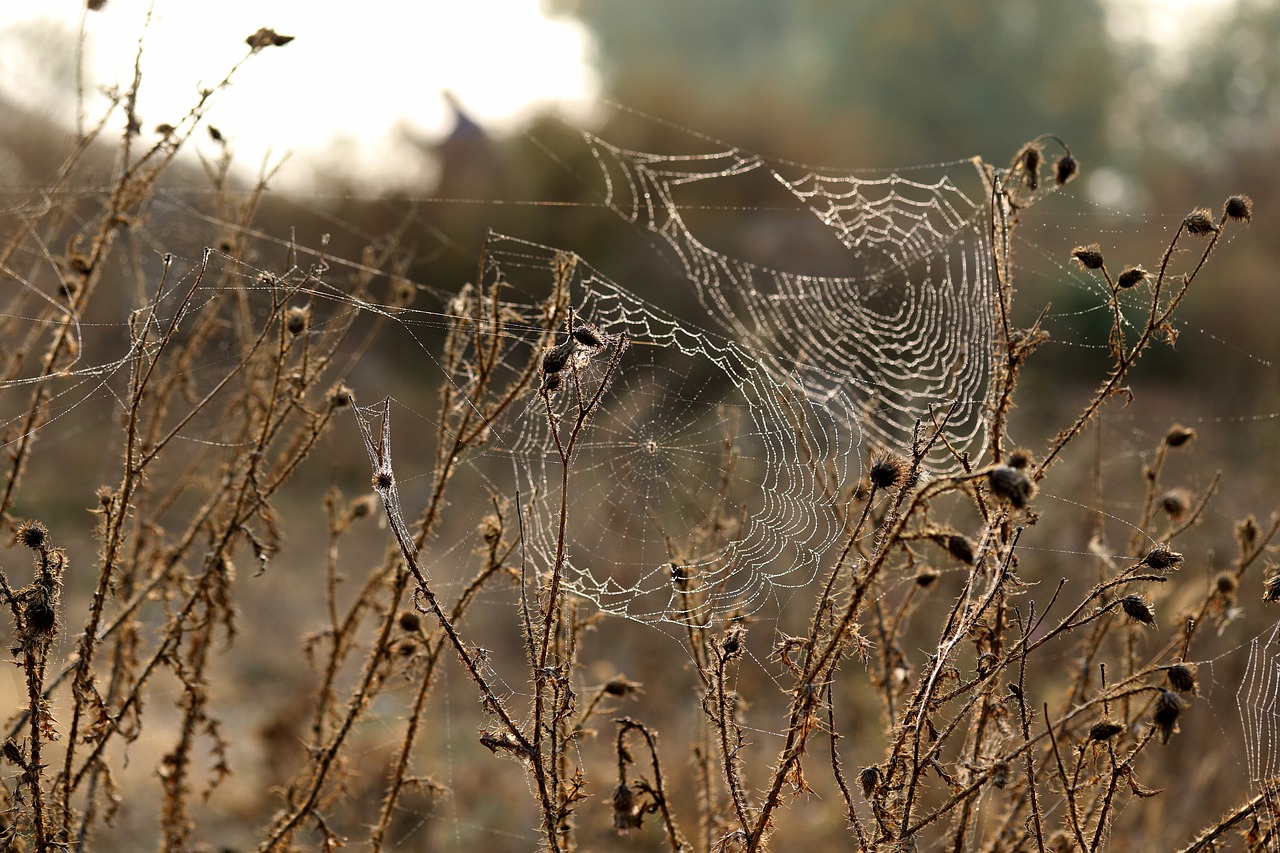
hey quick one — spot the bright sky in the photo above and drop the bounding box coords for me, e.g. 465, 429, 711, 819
0, 0, 1234, 192
0, 0, 598, 189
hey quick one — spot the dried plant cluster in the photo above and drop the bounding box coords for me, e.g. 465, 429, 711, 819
0, 33, 1276, 853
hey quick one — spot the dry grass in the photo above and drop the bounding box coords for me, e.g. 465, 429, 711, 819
0, 33, 1275, 853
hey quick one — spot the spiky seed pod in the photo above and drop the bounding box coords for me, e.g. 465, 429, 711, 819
1164, 424, 1196, 447
1153, 689, 1187, 744
1121, 594, 1157, 627
1117, 266, 1149, 289
1054, 154, 1079, 186
722, 626, 744, 656
1183, 208, 1219, 236
1224, 194, 1253, 223
1266, 574, 1280, 602
859, 765, 881, 798
372, 469, 394, 492
991, 760, 1011, 789
1167, 663, 1198, 695
869, 454, 907, 490
915, 567, 941, 588
946, 534, 976, 565
398, 611, 422, 632
1071, 244, 1106, 270
1143, 545, 1184, 572
23, 598, 56, 637
17, 521, 48, 551
1215, 572, 1238, 596
988, 465, 1037, 509
1090, 721, 1124, 741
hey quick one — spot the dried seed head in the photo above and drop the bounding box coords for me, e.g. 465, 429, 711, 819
1266, 574, 1280, 602
17, 521, 48, 551
1089, 720, 1124, 741
1215, 572, 1238, 596
1224, 194, 1253, 223
869, 454, 907, 490
542, 339, 575, 376
1159, 489, 1191, 521
246, 27, 295, 49
1153, 689, 1187, 744
722, 626, 745, 657
991, 760, 1011, 789
915, 567, 941, 588
1142, 544, 1183, 572
328, 384, 353, 408
1164, 424, 1196, 447
1121, 593, 1157, 627
571, 323, 605, 349
1117, 265, 1149, 289
987, 465, 1037, 509
1167, 663, 1198, 695
285, 306, 310, 336
604, 676, 643, 697
349, 494, 377, 519
23, 598, 57, 637
372, 469, 394, 492
1183, 208, 1219, 236
396, 639, 417, 657
946, 534, 976, 565
611, 783, 642, 830
1237, 515, 1260, 551
398, 611, 422, 632
859, 765, 881, 798
1071, 244, 1106, 271
1054, 154, 1079, 186
1006, 448, 1033, 469
1016, 142, 1043, 191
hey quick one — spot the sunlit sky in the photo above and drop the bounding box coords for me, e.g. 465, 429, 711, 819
0, 0, 1232, 191
0, 0, 598, 189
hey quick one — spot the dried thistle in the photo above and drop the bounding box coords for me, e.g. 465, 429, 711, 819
1183, 208, 1218, 236
1266, 574, 1280, 602
1006, 447, 1033, 469
1224, 194, 1253, 223
1121, 594, 1156, 627
285, 306, 310, 336
16, 521, 48, 551
1142, 544, 1183, 572
859, 765, 880, 798
1160, 488, 1191, 521
1071, 244, 1106, 270
246, 27, 295, 49
1090, 721, 1124, 741
604, 677, 643, 697
988, 465, 1036, 509
869, 453, 907, 490
915, 567, 941, 588
1054, 154, 1079, 186
1153, 689, 1187, 744
1117, 266, 1149, 289
1167, 663, 1198, 695
1164, 423, 1196, 447
611, 782, 642, 830
945, 534, 976, 565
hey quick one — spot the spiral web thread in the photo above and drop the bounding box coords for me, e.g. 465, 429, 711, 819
447, 133, 1001, 626
1239, 621, 1280, 840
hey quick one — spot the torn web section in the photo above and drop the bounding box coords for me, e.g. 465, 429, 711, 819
582, 132, 996, 473
484, 234, 861, 627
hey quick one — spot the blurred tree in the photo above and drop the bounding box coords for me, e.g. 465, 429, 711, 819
547, 0, 1119, 166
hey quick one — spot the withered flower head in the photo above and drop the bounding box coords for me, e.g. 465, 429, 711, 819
1266, 574, 1280, 602
328, 384, 353, 408
988, 465, 1037, 509
1121, 593, 1156, 627
1153, 689, 1187, 744
542, 339, 576, 376
1224, 194, 1253, 223
1183, 208, 1219, 236
946, 534, 976, 565
1054, 154, 1079, 186
1006, 448, 1033, 469
915, 567, 941, 588
1117, 266, 1149, 289
571, 323, 605, 349
1071, 244, 1106, 271
869, 453, 907, 490
1160, 489, 1191, 521
604, 676, 643, 697
1142, 544, 1183, 572
611, 783, 642, 831
1167, 663, 1198, 695
17, 521, 48, 551
285, 306, 310, 336
1089, 720, 1124, 741
398, 611, 422, 632
1164, 423, 1196, 447
1017, 142, 1043, 190
859, 765, 881, 798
